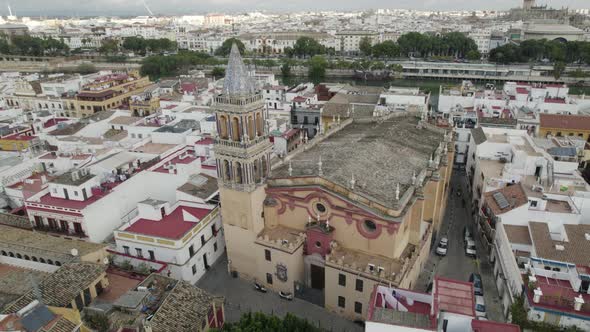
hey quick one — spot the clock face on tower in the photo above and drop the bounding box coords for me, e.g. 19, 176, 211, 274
276, 263, 288, 282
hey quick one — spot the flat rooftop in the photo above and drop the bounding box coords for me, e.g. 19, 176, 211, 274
270, 116, 443, 209
123, 204, 213, 240
51, 171, 95, 186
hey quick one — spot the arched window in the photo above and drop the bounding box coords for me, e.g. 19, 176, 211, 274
55, 261, 61, 266
235, 162, 243, 184
223, 160, 231, 182
247, 115, 255, 139
24, 255, 30, 260
32, 256, 38, 262
39, 258, 46, 263
218, 115, 229, 139
47, 259, 53, 265
231, 117, 241, 142
1, 250, 6, 256
255, 112, 264, 136
8, 252, 14, 257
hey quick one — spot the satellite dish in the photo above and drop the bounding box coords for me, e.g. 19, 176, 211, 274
103, 257, 109, 265
70, 248, 79, 256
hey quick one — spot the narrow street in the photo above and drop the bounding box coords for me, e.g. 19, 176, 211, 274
415, 168, 505, 322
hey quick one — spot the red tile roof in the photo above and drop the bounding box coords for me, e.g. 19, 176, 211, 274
516, 87, 528, 94
152, 150, 198, 173
1, 134, 37, 141
540, 114, 590, 131
123, 205, 213, 239
471, 319, 521, 332
544, 98, 566, 104
43, 118, 68, 129
525, 274, 590, 319
293, 96, 307, 102
434, 277, 474, 317
195, 137, 214, 145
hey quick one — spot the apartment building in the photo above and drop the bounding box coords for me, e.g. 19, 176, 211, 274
72, 70, 152, 118
335, 30, 378, 54
114, 199, 224, 284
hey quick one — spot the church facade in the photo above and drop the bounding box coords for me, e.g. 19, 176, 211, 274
214, 44, 454, 320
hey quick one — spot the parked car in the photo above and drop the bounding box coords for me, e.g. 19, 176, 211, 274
254, 281, 267, 293
465, 239, 477, 258
464, 227, 473, 243
436, 237, 448, 256
475, 295, 487, 318
279, 291, 293, 301
469, 273, 484, 296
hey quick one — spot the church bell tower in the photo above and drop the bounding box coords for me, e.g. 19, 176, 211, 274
213, 44, 272, 277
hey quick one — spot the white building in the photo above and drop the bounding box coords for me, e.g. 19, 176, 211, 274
114, 197, 224, 284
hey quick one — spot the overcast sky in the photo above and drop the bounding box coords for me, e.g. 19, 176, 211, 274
2, 0, 588, 17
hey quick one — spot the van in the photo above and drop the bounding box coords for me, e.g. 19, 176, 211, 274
475, 295, 486, 318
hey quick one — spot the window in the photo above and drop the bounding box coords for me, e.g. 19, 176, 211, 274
192, 264, 197, 275
74, 191, 79, 196
266, 273, 273, 284
356, 279, 364, 292
265, 249, 271, 261
338, 296, 345, 308
201, 235, 206, 246
136, 248, 143, 257
363, 220, 377, 233
123, 246, 130, 255
315, 241, 322, 248
529, 200, 538, 207
189, 245, 195, 257
355, 301, 362, 314
338, 273, 346, 286
315, 203, 326, 213
211, 224, 217, 235
214, 242, 218, 252
148, 250, 155, 261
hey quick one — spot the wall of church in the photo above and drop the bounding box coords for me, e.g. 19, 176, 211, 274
324, 265, 383, 320
254, 243, 305, 294
263, 187, 405, 259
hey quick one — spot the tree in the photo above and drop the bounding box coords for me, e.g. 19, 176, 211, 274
359, 37, 373, 56
99, 38, 119, 55
292, 36, 325, 58
223, 312, 325, 331
211, 66, 225, 78
372, 40, 400, 58
280, 62, 292, 77
215, 38, 245, 57
552, 61, 566, 80
308, 55, 328, 80
466, 49, 481, 61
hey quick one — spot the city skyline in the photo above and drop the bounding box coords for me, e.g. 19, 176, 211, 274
1, 0, 589, 17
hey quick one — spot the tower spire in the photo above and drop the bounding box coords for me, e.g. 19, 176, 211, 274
222, 44, 256, 97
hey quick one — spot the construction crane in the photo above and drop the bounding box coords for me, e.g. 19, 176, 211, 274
142, 0, 154, 16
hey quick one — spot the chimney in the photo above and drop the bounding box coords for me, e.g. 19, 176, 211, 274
533, 287, 543, 303
575, 295, 585, 311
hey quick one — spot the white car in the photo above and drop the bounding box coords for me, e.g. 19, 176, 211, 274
465, 239, 477, 258
436, 237, 448, 256
475, 295, 486, 318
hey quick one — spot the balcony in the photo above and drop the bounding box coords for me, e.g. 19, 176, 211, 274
35, 225, 87, 239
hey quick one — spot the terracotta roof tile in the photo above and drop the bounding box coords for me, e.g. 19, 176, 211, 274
540, 114, 590, 131
483, 183, 528, 216
529, 221, 590, 266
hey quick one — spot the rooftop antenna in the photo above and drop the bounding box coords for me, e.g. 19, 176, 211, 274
142, 0, 154, 16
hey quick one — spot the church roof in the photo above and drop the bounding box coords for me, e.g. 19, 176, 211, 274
222, 44, 256, 97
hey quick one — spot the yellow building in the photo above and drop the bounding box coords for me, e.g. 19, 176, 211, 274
72, 70, 152, 118
539, 113, 590, 141
215, 45, 453, 321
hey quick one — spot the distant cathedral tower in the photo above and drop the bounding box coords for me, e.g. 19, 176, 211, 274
523, 0, 535, 10
213, 44, 272, 277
